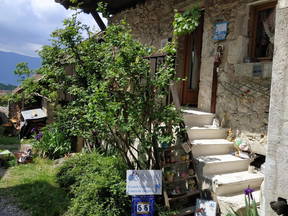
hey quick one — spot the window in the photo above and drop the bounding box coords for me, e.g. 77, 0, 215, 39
249, 2, 276, 61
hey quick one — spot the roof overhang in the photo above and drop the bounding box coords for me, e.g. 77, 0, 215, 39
55, 0, 144, 14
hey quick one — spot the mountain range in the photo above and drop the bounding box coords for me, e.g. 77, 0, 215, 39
0, 83, 16, 90
0, 51, 41, 87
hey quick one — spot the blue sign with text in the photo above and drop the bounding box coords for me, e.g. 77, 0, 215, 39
132, 196, 155, 216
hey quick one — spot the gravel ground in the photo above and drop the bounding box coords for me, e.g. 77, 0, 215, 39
0, 196, 30, 216
0, 168, 30, 216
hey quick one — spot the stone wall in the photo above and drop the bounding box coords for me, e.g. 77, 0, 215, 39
9, 101, 22, 122
264, 1, 288, 215
0, 106, 8, 124
201, 0, 275, 155
42, 98, 55, 124
110, 0, 193, 49
110, 0, 275, 155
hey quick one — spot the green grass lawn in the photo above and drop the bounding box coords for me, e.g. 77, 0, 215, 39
20, 138, 34, 145
0, 135, 21, 152
0, 136, 20, 145
0, 126, 20, 145
0, 158, 70, 216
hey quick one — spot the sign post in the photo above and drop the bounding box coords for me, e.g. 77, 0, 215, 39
126, 170, 162, 216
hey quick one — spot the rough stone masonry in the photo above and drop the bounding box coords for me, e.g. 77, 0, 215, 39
264, 0, 288, 215
111, 0, 275, 155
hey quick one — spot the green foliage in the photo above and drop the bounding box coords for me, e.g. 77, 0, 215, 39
97, 1, 110, 18
0, 126, 20, 145
0, 94, 11, 107
57, 152, 130, 216
156, 206, 179, 216
173, 6, 201, 36
0, 150, 16, 168
14, 14, 181, 169
0, 158, 70, 216
32, 123, 71, 159
14, 62, 33, 82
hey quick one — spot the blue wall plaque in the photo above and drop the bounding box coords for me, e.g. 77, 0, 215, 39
132, 196, 155, 216
213, 22, 229, 41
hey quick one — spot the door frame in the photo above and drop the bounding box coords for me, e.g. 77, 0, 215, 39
180, 13, 204, 107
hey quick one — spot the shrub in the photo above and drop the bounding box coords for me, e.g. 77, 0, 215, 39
56, 152, 130, 216
0, 150, 16, 168
32, 123, 71, 159
156, 206, 179, 216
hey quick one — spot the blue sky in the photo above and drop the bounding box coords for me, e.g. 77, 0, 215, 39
0, 0, 105, 57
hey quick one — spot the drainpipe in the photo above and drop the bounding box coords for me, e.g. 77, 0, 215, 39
264, 1, 288, 215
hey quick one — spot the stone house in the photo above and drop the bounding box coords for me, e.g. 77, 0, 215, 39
110, 0, 276, 156
8, 86, 52, 137
56, 0, 288, 215
110, 0, 277, 215
108, 0, 284, 215
0, 90, 10, 125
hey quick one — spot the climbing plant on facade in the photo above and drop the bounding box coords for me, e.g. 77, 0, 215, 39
173, 6, 201, 36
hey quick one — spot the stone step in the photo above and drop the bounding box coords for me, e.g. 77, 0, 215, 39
191, 139, 234, 156
187, 127, 227, 140
204, 171, 264, 196
182, 108, 214, 127
217, 189, 261, 215
194, 154, 250, 176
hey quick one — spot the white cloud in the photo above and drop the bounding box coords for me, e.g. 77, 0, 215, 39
30, 0, 64, 20
0, 42, 42, 57
0, 0, 105, 57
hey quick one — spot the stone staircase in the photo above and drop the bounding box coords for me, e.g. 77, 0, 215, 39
182, 108, 264, 215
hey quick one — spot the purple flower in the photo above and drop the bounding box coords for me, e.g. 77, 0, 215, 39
31, 128, 36, 133
244, 187, 254, 200
35, 132, 43, 141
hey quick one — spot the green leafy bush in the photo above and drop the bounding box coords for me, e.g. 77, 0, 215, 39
13, 14, 181, 169
156, 206, 179, 216
56, 152, 130, 216
32, 123, 71, 159
0, 150, 16, 168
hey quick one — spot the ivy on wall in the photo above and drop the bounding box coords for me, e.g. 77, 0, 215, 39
173, 6, 201, 36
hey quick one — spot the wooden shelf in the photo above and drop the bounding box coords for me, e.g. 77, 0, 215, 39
174, 206, 196, 216
168, 190, 200, 201
163, 160, 193, 168
165, 175, 195, 184
159, 145, 182, 151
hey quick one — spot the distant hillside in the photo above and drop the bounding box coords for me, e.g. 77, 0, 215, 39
0, 51, 41, 86
0, 83, 16, 90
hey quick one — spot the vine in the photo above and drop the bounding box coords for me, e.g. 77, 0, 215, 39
173, 6, 201, 36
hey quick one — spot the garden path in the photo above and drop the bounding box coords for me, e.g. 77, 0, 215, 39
0, 168, 30, 216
